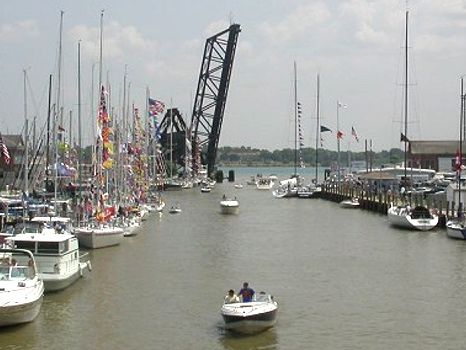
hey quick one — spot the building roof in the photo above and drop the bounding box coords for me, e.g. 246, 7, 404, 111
0, 134, 24, 148
409, 140, 465, 155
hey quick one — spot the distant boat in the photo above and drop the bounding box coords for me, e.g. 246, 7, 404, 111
201, 185, 212, 193
169, 205, 182, 214
234, 184, 243, 189
256, 177, 274, 190
339, 197, 360, 208
220, 196, 239, 215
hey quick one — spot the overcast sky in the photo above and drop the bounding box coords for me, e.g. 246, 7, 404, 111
1, 0, 465, 152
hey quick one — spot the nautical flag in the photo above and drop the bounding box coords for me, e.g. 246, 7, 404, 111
0, 135, 11, 165
351, 126, 359, 142
149, 98, 165, 116
400, 132, 409, 142
455, 149, 462, 171
337, 130, 344, 139
320, 125, 332, 133
58, 125, 66, 133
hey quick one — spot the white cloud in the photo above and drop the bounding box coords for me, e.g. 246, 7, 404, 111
203, 20, 231, 37
68, 21, 158, 60
260, 2, 331, 42
0, 20, 39, 41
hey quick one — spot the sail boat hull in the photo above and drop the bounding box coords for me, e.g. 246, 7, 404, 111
74, 227, 124, 249
387, 206, 438, 231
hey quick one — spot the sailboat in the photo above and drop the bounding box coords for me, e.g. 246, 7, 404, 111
298, 74, 323, 198
446, 78, 466, 239
73, 11, 124, 248
273, 61, 302, 198
387, 10, 438, 231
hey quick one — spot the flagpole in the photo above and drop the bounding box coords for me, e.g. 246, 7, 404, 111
337, 100, 341, 187
315, 74, 320, 184
294, 61, 298, 177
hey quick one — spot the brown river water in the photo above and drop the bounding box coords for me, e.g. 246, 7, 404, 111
1, 168, 466, 349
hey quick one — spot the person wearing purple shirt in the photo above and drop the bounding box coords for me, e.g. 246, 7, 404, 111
238, 282, 255, 302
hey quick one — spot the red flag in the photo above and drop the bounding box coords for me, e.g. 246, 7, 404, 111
337, 131, 344, 139
455, 149, 462, 171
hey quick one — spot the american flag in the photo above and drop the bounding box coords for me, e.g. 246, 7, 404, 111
337, 130, 344, 139
0, 135, 11, 165
351, 126, 359, 142
149, 98, 165, 116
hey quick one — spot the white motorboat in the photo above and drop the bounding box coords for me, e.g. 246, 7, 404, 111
201, 185, 212, 193
6, 230, 91, 292
220, 197, 239, 215
73, 223, 124, 249
221, 292, 278, 334
168, 205, 182, 214
446, 219, 466, 240
0, 248, 44, 327
121, 218, 141, 237
256, 178, 274, 190
339, 197, 360, 208
272, 185, 298, 198
234, 184, 243, 189
387, 205, 438, 231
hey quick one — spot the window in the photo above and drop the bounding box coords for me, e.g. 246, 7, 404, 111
37, 242, 59, 254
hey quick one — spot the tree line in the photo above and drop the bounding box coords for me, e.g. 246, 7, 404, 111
217, 146, 405, 167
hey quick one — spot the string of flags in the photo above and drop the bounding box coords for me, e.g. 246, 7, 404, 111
0, 134, 11, 165
297, 102, 305, 168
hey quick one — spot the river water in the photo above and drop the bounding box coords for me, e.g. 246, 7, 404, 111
2, 167, 466, 349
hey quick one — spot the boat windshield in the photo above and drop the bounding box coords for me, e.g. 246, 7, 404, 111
255, 292, 272, 303
0, 266, 32, 281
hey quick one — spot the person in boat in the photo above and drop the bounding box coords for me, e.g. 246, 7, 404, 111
238, 282, 255, 302
224, 289, 239, 304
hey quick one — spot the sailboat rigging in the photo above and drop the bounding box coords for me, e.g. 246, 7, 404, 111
387, 10, 438, 231
446, 77, 466, 239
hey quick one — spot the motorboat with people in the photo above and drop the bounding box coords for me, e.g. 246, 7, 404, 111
387, 204, 438, 231
220, 196, 239, 215
0, 248, 44, 327
221, 291, 278, 334
6, 230, 91, 292
168, 204, 182, 214
256, 177, 274, 190
339, 197, 360, 208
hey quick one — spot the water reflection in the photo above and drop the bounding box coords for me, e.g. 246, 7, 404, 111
219, 327, 278, 350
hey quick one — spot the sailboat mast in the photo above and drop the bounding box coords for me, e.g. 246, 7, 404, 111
57, 11, 64, 130
23, 69, 29, 197
459, 77, 464, 215
403, 10, 409, 185
294, 61, 298, 176
46, 75, 52, 182
98, 10, 104, 90
315, 74, 320, 183
77, 41, 82, 202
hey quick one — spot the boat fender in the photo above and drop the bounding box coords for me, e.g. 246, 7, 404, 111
87, 261, 92, 271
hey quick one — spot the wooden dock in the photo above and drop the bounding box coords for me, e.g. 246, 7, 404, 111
318, 184, 449, 228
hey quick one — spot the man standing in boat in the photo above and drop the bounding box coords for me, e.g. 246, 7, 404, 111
238, 282, 255, 302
